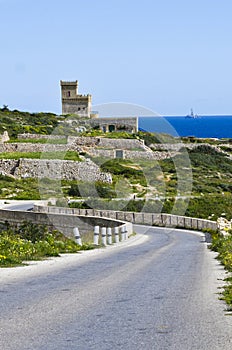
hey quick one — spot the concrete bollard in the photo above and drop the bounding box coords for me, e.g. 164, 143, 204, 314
94, 225, 100, 245
124, 225, 128, 240
107, 227, 112, 245
101, 227, 107, 246
121, 226, 126, 241
73, 227, 82, 246
114, 226, 119, 243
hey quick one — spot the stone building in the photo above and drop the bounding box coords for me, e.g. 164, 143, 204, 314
89, 117, 138, 133
60, 80, 96, 117
60, 80, 138, 133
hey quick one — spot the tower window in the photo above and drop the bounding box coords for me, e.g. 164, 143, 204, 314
67, 91, 71, 97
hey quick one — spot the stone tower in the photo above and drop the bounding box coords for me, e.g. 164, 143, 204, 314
60, 80, 92, 117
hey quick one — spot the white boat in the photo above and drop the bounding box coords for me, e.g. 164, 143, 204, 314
186, 108, 199, 118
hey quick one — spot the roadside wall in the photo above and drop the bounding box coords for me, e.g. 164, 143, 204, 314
34, 206, 218, 232
0, 209, 132, 238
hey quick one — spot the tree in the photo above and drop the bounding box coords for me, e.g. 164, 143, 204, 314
1, 105, 9, 112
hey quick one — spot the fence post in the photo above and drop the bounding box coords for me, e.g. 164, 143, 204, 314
94, 225, 100, 245
125, 225, 128, 240
73, 227, 82, 246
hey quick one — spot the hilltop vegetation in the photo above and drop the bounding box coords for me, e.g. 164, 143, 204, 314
0, 106, 59, 137
0, 106, 178, 141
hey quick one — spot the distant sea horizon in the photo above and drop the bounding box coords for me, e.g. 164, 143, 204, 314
139, 115, 232, 139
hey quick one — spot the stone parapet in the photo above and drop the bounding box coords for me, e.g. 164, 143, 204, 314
35, 206, 218, 238
0, 209, 130, 238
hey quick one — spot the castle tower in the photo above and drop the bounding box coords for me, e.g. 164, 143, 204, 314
60, 80, 92, 117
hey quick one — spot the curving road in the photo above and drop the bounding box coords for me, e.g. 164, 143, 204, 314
0, 226, 231, 350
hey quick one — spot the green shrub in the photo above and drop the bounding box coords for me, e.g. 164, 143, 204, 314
209, 231, 232, 308
100, 159, 147, 187
68, 181, 116, 199
0, 221, 94, 267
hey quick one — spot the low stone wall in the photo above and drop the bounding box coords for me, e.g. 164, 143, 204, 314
0, 143, 68, 153
124, 150, 177, 160
150, 143, 190, 151
68, 136, 146, 150
0, 158, 112, 182
68, 136, 99, 147
150, 142, 225, 153
81, 148, 177, 160
34, 206, 218, 233
0, 159, 19, 175
0, 209, 132, 238
0, 140, 177, 161
18, 133, 65, 140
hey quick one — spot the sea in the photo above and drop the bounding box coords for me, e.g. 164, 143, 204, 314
139, 116, 232, 139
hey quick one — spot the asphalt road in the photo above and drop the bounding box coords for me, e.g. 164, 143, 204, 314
0, 226, 231, 350
2, 203, 34, 211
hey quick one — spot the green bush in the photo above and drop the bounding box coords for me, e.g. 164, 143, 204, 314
68, 181, 116, 199
100, 159, 147, 187
0, 108, 59, 138
0, 221, 94, 267
210, 231, 232, 308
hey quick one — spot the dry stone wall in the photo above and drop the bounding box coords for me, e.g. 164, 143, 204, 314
18, 133, 65, 140
0, 143, 69, 153
150, 142, 225, 152
81, 148, 177, 160
0, 142, 180, 161
68, 136, 146, 150
2, 134, 227, 164
0, 159, 19, 175
0, 158, 112, 182
124, 150, 177, 160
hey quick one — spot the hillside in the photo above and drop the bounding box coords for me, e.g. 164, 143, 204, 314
0, 107, 232, 220
0, 106, 59, 137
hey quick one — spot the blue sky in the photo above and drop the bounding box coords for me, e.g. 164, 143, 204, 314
1, 0, 232, 115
